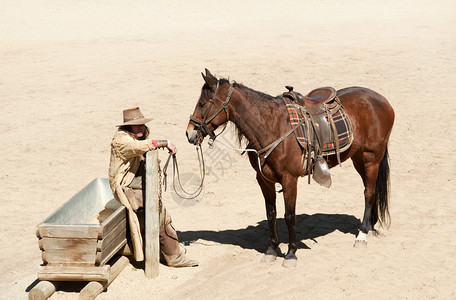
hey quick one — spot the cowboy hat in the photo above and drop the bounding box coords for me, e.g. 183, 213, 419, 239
117, 107, 152, 126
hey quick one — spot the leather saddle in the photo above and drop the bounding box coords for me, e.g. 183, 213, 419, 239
283, 86, 342, 188
304, 87, 337, 113
283, 86, 305, 106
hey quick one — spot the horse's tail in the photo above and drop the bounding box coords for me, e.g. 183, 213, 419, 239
371, 146, 391, 228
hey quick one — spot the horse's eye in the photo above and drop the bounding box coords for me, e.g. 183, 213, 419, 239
198, 100, 206, 107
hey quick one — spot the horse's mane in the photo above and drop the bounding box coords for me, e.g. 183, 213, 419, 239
208, 77, 276, 101
217, 78, 281, 147
233, 82, 277, 101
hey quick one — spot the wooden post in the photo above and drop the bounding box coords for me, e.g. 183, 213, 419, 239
28, 281, 60, 300
79, 255, 130, 300
144, 150, 160, 278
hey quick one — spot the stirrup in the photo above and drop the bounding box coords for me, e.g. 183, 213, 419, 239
312, 156, 332, 188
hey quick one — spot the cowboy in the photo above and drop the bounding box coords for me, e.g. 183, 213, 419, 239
109, 107, 198, 267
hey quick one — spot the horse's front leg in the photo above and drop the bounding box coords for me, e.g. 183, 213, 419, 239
256, 173, 280, 263
282, 174, 298, 268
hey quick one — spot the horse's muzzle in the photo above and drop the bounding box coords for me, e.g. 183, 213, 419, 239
186, 127, 203, 145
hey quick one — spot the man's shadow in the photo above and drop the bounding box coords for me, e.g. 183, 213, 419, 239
178, 213, 360, 253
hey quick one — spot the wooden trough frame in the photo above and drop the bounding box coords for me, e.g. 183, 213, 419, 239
30, 151, 160, 299
36, 177, 127, 281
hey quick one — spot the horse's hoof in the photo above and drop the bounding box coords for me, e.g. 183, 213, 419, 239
282, 258, 297, 268
355, 231, 368, 242
261, 254, 276, 263
353, 240, 368, 248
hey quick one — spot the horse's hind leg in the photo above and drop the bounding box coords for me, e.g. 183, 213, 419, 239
352, 150, 383, 243
256, 173, 280, 263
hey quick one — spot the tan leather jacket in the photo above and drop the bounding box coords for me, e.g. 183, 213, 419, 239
108, 128, 156, 261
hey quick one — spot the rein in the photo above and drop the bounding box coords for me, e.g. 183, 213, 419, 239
162, 145, 205, 199
165, 81, 233, 200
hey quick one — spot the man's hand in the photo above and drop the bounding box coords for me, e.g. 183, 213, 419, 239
166, 141, 177, 154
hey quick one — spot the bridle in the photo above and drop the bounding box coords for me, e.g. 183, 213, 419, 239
189, 81, 234, 144
187, 80, 303, 188
183, 80, 304, 195
163, 81, 234, 200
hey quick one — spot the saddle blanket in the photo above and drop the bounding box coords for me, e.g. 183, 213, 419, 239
282, 96, 353, 155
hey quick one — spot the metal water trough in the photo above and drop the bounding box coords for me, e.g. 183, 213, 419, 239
36, 178, 127, 281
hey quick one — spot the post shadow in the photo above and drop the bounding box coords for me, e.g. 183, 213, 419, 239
177, 213, 360, 253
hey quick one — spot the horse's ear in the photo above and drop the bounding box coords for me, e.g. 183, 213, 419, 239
205, 68, 212, 76
202, 70, 217, 89
205, 69, 217, 81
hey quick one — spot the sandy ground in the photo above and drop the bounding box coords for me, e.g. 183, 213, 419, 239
1, 0, 456, 299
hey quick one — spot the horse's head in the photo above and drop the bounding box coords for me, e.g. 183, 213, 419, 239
186, 69, 234, 145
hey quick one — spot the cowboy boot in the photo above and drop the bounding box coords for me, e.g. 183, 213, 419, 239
159, 208, 198, 268
160, 222, 198, 267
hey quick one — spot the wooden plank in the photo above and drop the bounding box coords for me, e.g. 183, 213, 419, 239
97, 206, 126, 239
38, 224, 100, 239
96, 218, 127, 251
42, 249, 96, 265
79, 256, 129, 300
41, 239, 97, 265
95, 228, 127, 266
145, 150, 160, 278
28, 281, 60, 300
41, 237, 97, 251
38, 265, 110, 281
40, 237, 98, 264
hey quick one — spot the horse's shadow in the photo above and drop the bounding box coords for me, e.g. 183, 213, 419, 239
178, 213, 360, 253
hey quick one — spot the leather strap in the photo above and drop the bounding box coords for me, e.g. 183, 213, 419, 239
328, 115, 341, 166
257, 118, 306, 159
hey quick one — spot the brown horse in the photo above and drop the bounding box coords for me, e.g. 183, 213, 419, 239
186, 69, 395, 267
